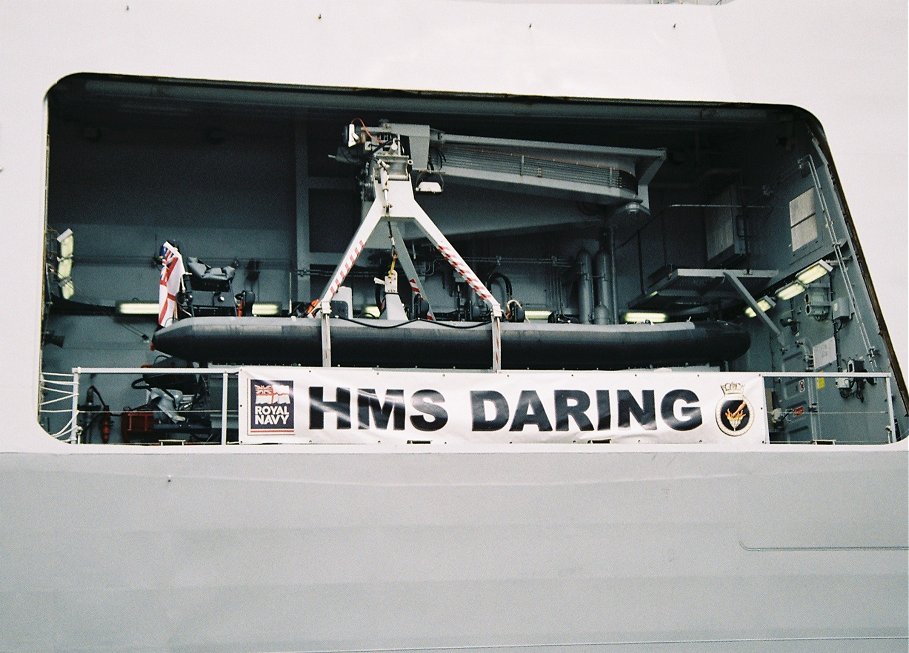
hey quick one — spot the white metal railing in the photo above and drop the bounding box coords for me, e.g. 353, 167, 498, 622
763, 372, 895, 444
38, 368, 897, 445
39, 372, 80, 440
49, 367, 239, 445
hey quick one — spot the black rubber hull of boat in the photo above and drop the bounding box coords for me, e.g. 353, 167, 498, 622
152, 317, 750, 369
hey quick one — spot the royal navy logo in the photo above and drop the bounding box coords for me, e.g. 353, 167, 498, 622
715, 382, 753, 436
250, 379, 294, 433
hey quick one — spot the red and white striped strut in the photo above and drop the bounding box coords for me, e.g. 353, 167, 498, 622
327, 239, 365, 298
436, 243, 494, 304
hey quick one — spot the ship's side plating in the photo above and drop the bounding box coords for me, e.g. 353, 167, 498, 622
1, 1, 907, 651
2, 445, 906, 651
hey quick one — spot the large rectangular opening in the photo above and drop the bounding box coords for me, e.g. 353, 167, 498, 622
39, 75, 906, 445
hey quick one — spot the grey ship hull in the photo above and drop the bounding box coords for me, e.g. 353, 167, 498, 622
2, 445, 906, 651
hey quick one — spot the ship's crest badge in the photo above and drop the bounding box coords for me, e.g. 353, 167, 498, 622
716, 381, 753, 437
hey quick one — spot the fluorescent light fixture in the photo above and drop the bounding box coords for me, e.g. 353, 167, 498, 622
116, 301, 158, 315
524, 310, 553, 321
117, 302, 284, 316
251, 303, 281, 316
775, 281, 806, 301
57, 257, 73, 279
744, 296, 776, 318
55, 228, 74, 281
56, 229, 74, 258
623, 311, 668, 324
796, 260, 833, 285
59, 278, 75, 300
415, 181, 443, 194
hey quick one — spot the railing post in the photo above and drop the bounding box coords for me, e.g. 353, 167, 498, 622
491, 317, 502, 372
69, 369, 80, 444
321, 313, 332, 367
221, 371, 229, 445
885, 375, 895, 443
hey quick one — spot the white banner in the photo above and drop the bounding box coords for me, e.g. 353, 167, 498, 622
238, 367, 767, 445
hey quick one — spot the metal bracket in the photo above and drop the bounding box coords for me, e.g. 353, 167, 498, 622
723, 270, 783, 343
321, 312, 331, 367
